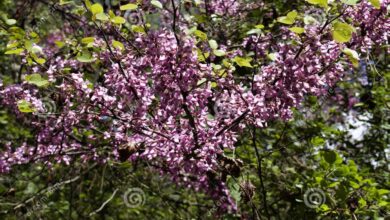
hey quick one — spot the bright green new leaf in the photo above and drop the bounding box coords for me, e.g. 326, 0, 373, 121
131, 25, 146, 33
332, 22, 355, 43
77, 51, 94, 63
25, 73, 49, 87
17, 100, 36, 113
112, 40, 124, 50
90, 3, 103, 15
341, 0, 359, 5
255, 24, 265, 29
194, 30, 207, 41
5, 19, 16, 25
289, 27, 305, 34
84, 0, 92, 9
112, 16, 126, 24
233, 56, 253, 68
151, 0, 163, 9
369, 0, 381, 9
213, 50, 226, 57
96, 13, 109, 21
343, 48, 360, 67
120, 3, 138, 10
277, 11, 298, 25
81, 37, 95, 44
34, 57, 46, 65
208, 40, 218, 50
306, 0, 328, 8
5, 48, 24, 55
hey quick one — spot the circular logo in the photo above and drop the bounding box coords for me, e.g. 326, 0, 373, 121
37, 97, 57, 118
304, 188, 326, 208
123, 188, 146, 208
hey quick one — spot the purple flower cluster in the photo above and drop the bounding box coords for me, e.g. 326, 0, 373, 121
0, 0, 389, 213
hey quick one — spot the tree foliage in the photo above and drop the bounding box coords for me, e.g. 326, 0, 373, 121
0, 0, 389, 219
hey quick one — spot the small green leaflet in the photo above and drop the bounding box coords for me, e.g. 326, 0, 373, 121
233, 56, 253, 68
277, 11, 298, 25
6, 19, 16, 25
112, 40, 124, 51
194, 30, 208, 41
111, 16, 126, 24
90, 3, 104, 15
81, 37, 95, 44
25, 73, 49, 87
343, 48, 360, 67
369, 0, 381, 9
289, 27, 305, 34
77, 50, 94, 63
332, 22, 355, 43
17, 100, 36, 113
208, 40, 218, 50
120, 3, 138, 10
5, 48, 24, 55
96, 13, 109, 21
341, 0, 359, 5
213, 50, 226, 57
306, 0, 328, 8
151, 0, 163, 9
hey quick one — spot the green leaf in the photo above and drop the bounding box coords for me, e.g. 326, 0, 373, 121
289, 27, 305, 34
255, 24, 265, 29
277, 11, 298, 25
112, 40, 124, 50
208, 40, 218, 50
111, 16, 126, 24
341, 0, 359, 5
213, 49, 226, 57
90, 3, 104, 15
151, 0, 163, 9
25, 73, 49, 87
194, 30, 207, 41
120, 3, 138, 10
377, 189, 390, 195
77, 51, 94, 63
306, 0, 328, 8
233, 56, 253, 68
34, 57, 46, 65
5, 48, 24, 55
96, 13, 109, 21
81, 37, 95, 44
17, 100, 36, 113
312, 137, 325, 146
322, 151, 337, 164
358, 198, 367, 208
55, 41, 65, 48
332, 22, 355, 43
343, 48, 360, 67
84, 0, 92, 9
131, 25, 146, 33
369, 0, 381, 9
5, 19, 16, 25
